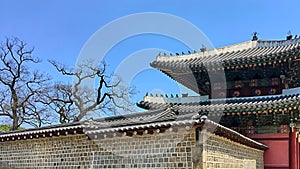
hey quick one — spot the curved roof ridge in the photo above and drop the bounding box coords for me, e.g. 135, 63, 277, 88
155, 37, 300, 63
99, 108, 167, 122
156, 40, 256, 62
257, 37, 300, 48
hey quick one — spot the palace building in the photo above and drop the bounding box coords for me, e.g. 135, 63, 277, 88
138, 33, 300, 169
0, 34, 300, 169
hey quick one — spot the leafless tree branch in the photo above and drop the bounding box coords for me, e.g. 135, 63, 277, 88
0, 37, 52, 130
48, 60, 136, 122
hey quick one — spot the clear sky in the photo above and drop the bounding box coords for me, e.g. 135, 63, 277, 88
1, 0, 300, 112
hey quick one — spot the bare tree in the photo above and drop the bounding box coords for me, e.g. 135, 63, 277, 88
47, 60, 135, 123
40, 83, 75, 124
0, 37, 52, 130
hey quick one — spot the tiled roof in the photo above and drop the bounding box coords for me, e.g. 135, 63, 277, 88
0, 122, 83, 141
205, 119, 268, 150
84, 108, 268, 150
151, 38, 300, 70
0, 106, 268, 150
137, 94, 300, 115
85, 108, 179, 129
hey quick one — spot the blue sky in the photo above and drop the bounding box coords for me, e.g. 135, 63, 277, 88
1, 0, 300, 111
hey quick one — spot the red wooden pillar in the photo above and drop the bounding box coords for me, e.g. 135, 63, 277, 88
296, 134, 299, 169
298, 136, 299, 169
289, 126, 298, 169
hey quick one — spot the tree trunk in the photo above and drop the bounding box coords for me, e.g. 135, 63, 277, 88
11, 89, 19, 130
12, 115, 18, 130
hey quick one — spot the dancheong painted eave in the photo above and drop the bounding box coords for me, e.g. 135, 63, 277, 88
137, 93, 300, 116
151, 38, 300, 70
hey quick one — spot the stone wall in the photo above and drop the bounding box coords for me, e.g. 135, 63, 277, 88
0, 128, 196, 169
91, 128, 195, 169
197, 131, 264, 169
0, 134, 93, 168
0, 128, 264, 169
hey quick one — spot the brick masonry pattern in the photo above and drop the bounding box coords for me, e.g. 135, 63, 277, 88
0, 127, 264, 169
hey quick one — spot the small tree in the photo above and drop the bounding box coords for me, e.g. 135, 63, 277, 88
0, 37, 52, 130
47, 60, 135, 123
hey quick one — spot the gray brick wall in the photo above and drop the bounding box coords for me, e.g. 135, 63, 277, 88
0, 135, 93, 168
197, 131, 264, 169
90, 128, 195, 169
0, 127, 264, 169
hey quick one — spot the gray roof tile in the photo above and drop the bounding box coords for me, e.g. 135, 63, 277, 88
152, 39, 300, 70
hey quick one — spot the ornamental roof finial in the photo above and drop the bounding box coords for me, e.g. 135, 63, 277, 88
286, 30, 293, 40
200, 44, 206, 52
252, 32, 258, 41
